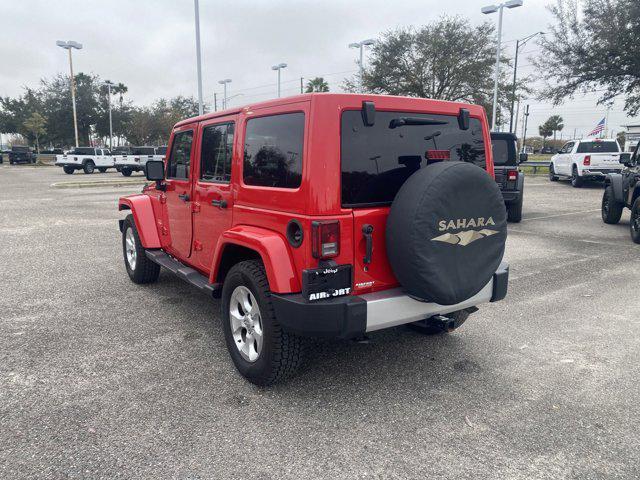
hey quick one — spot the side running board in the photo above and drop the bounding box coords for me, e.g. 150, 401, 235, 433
145, 250, 221, 297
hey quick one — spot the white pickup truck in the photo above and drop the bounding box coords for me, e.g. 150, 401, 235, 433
114, 146, 166, 177
549, 138, 624, 187
55, 147, 114, 174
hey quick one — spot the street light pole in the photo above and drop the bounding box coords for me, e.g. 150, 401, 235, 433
194, 0, 204, 116
103, 81, 114, 150
56, 40, 83, 147
509, 31, 544, 133
271, 63, 287, 98
482, 0, 524, 131
349, 39, 375, 93
218, 79, 232, 109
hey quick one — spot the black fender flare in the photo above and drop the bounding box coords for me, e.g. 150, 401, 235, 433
605, 173, 624, 203
516, 172, 525, 192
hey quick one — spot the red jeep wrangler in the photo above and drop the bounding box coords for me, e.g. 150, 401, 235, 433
118, 93, 509, 385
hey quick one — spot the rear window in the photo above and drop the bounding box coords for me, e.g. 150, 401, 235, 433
12, 146, 29, 152
72, 147, 95, 155
243, 113, 304, 189
576, 141, 619, 153
491, 138, 517, 166
341, 111, 486, 206
133, 147, 156, 155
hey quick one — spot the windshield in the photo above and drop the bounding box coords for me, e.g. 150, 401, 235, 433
71, 147, 95, 155
491, 138, 517, 166
341, 110, 486, 206
576, 141, 619, 153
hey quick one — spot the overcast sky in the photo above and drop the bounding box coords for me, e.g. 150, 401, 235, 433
2, 0, 637, 139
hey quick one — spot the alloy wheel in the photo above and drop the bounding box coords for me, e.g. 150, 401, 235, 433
229, 285, 263, 362
125, 227, 137, 270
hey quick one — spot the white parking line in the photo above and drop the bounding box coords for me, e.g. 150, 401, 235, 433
520, 209, 601, 222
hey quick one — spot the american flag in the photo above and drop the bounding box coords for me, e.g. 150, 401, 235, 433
588, 118, 606, 137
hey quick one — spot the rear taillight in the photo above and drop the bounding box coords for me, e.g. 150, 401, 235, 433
583, 155, 591, 166
312, 221, 340, 259
426, 150, 451, 161
507, 170, 518, 181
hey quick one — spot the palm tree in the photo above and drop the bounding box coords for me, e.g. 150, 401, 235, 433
545, 115, 564, 141
305, 77, 329, 93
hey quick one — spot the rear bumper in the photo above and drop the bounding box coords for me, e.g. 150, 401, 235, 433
501, 190, 521, 203
271, 262, 509, 339
581, 168, 622, 178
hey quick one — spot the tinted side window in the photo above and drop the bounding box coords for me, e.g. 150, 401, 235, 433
167, 130, 193, 179
200, 123, 234, 183
243, 113, 304, 188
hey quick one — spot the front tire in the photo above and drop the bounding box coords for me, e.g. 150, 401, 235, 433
602, 185, 623, 224
122, 214, 160, 284
571, 166, 583, 188
98, 167, 107, 173
221, 260, 304, 386
121, 167, 132, 177
630, 199, 640, 244
549, 163, 558, 181
83, 161, 95, 174
63, 166, 75, 175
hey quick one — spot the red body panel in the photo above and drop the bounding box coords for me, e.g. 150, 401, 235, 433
118, 195, 162, 249
119, 93, 494, 295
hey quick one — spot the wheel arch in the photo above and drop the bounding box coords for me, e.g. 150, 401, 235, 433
118, 195, 161, 249
211, 226, 300, 294
605, 173, 625, 203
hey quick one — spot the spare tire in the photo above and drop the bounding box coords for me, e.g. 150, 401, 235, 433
386, 161, 507, 305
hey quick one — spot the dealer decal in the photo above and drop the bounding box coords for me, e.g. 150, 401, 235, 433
308, 287, 351, 301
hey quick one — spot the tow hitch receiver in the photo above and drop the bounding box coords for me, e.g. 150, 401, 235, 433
412, 307, 479, 333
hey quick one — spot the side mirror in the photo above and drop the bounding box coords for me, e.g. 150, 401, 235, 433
619, 153, 632, 166
518, 152, 528, 163
146, 160, 165, 181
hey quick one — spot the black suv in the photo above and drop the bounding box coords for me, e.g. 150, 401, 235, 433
491, 132, 526, 222
601, 146, 640, 242
8, 146, 36, 165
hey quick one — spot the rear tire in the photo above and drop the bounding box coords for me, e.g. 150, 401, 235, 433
409, 310, 470, 335
549, 163, 558, 181
121, 167, 132, 177
122, 214, 161, 284
83, 161, 95, 174
601, 185, 623, 224
506, 194, 523, 223
63, 166, 75, 175
571, 166, 583, 188
221, 259, 305, 386
630, 199, 640, 244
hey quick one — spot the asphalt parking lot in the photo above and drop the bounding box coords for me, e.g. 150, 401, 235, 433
1, 165, 639, 479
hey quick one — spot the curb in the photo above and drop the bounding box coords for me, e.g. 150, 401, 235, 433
51, 180, 149, 189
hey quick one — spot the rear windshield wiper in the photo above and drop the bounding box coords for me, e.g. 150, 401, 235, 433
389, 117, 449, 129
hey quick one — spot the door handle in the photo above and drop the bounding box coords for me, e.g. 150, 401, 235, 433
211, 199, 228, 209
178, 193, 190, 202
362, 224, 374, 264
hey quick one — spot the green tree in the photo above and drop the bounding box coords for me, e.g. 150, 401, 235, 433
535, 0, 640, 115
539, 121, 554, 147
305, 77, 329, 93
345, 16, 513, 126
545, 115, 564, 141
23, 112, 46, 152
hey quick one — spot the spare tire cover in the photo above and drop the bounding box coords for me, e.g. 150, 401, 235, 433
386, 161, 507, 305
